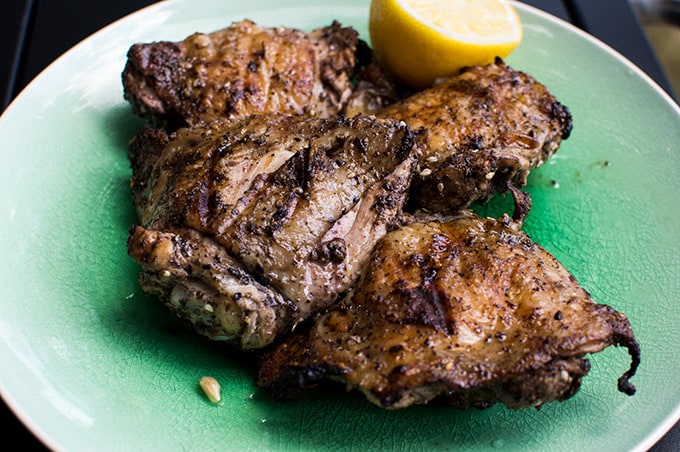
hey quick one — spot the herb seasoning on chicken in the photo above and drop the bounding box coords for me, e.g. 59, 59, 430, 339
122, 20, 639, 411
127, 114, 416, 349
377, 58, 573, 212
122, 20, 399, 130
256, 214, 639, 409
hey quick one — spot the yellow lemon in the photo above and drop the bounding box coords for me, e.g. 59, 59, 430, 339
369, 0, 523, 88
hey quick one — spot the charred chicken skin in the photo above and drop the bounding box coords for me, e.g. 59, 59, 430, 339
257, 214, 640, 409
122, 20, 397, 130
127, 114, 417, 349
376, 58, 573, 213
122, 21, 639, 410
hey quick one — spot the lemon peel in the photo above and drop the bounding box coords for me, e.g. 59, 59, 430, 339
369, 0, 523, 88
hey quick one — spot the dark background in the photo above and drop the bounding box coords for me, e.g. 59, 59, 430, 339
1, 0, 677, 109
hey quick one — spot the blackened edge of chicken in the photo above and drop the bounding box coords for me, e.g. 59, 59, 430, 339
377, 57, 574, 213
256, 214, 640, 410
126, 113, 418, 350
122, 20, 400, 131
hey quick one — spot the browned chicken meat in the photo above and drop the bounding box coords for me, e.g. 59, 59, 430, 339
257, 213, 640, 409
127, 114, 417, 349
376, 58, 573, 213
122, 19, 637, 411
122, 20, 397, 129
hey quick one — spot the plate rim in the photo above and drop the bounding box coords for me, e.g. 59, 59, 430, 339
0, 0, 679, 450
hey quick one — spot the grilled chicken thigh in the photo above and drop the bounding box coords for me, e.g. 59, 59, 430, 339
257, 214, 640, 409
127, 114, 417, 349
123, 20, 395, 129
128, 225, 296, 349
376, 58, 573, 212
122, 18, 638, 410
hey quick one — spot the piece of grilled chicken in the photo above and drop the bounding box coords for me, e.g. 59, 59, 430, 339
127, 114, 417, 349
122, 20, 398, 130
256, 213, 640, 410
376, 58, 573, 213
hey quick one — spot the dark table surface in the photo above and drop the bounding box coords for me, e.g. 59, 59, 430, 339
1, 1, 678, 450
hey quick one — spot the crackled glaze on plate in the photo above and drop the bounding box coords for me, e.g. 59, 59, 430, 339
1, 1, 679, 451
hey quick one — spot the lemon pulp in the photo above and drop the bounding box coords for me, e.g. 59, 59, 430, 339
369, 0, 523, 88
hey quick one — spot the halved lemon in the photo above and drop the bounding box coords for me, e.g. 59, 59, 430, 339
369, 0, 523, 88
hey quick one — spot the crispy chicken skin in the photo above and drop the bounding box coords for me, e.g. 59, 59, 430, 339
127, 225, 296, 349
122, 20, 638, 408
257, 214, 640, 409
376, 58, 573, 212
127, 114, 417, 349
122, 20, 396, 129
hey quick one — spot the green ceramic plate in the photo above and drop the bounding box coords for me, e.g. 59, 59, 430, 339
1, 1, 679, 450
